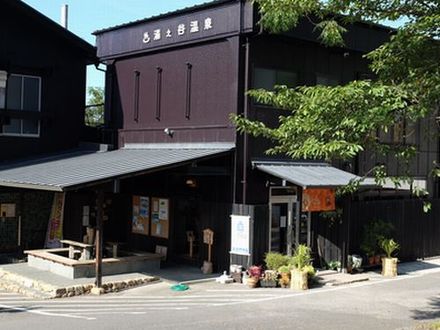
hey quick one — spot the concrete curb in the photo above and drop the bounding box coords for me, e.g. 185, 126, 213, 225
326, 277, 370, 287
179, 277, 218, 285
0, 267, 160, 299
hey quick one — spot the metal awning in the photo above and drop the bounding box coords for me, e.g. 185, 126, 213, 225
0, 143, 234, 192
253, 161, 365, 189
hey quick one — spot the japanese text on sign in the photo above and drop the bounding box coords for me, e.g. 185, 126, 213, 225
143, 17, 213, 44
230, 215, 250, 256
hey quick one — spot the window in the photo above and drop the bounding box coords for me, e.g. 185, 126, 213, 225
316, 73, 340, 86
254, 68, 297, 90
1, 73, 41, 137
0, 71, 6, 109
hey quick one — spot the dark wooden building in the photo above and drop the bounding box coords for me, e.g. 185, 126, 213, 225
0, 0, 96, 161
90, 0, 440, 270
0, 0, 437, 271
0, 0, 95, 256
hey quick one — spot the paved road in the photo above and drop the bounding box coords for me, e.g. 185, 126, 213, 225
1, 268, 440, 330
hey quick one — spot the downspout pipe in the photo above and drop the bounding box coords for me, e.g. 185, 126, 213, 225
242, 37, 250, 205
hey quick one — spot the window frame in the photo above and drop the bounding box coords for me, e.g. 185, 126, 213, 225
1, 73, 41, 138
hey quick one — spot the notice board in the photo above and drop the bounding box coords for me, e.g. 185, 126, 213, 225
132, 196, 150, 235
151, 197, 169, 239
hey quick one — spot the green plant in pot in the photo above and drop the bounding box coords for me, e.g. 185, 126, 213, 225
290, 244, 313, 290
264, 252, 289, 271
361, 219, 394, 265
380, 238, 399, 277
278, 265, 291, 288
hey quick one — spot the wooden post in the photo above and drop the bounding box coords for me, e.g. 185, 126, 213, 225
208, 243, 212, 263
95, 190, 104, 288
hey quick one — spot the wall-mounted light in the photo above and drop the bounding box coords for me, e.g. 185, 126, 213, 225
186, 178, 197, 188
164, 128, 174, 137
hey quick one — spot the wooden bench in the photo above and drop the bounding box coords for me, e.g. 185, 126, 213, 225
60, 239, 94, 261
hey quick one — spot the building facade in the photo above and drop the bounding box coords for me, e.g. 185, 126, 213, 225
0, 0, 95, 255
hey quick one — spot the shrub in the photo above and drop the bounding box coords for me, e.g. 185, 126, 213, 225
361, 219, 394, 257
290, 244, 312, 271
264, 252, 289, 271
278, 265, 291, 273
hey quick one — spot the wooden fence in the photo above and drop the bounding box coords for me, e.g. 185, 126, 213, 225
313, 199, 440, 265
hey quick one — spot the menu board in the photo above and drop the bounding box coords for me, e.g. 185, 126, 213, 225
132, 196, 150, 235
151, 197, 169, 239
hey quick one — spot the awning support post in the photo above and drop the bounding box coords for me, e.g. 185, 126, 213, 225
95, 189, 104, 289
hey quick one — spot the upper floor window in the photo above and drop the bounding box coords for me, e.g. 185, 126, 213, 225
0, 72, 41, 137
253, 68, 297, 90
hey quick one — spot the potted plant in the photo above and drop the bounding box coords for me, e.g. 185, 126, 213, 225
264, 252, 289, 272
361, 219, 394, 265
327, 260, 342, 271
380, 238, 399, 277
290, 244, 312, 290
247, 265, 262, 288
260, 270, 278, 288
278, 265, 291, 288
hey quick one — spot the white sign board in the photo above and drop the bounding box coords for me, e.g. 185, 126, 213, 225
230, 215, 251, 256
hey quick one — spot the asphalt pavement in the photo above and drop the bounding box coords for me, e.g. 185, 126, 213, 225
1, 260, 440, 330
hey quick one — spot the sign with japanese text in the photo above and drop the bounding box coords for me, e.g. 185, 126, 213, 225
230, 215, 250, 256
203, 228, 214, 245
302, 188, 336, 212
45, 193, 65, 248
96, 2, 252, 59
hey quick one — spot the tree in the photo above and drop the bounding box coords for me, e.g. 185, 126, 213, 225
85, 86, 104, 127
232, 0, 440, 203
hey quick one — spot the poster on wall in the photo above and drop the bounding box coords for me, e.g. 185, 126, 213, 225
302, 188, 336, 212
151, 197, 169, 239
230, 215, 251, 256
132, 196, 150, 235
45, 192, 65, 248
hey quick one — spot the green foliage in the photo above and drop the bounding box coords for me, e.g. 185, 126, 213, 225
361, 219, 394, 256
290, 244, 312, 270
264, 252, 289, 271
380, 238, 400, 258
302, 264, 316, 278
278, 265, 291, 273
233, 81, 415, 161
327, 260, 341, 270
86, 87, 104, 127
234, 0, 440, 204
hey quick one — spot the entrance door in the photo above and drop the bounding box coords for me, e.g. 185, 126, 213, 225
269, 195, 300, 256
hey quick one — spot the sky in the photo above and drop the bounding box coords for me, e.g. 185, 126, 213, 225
22, 0, 208, 91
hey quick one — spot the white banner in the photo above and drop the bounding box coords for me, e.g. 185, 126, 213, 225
230, 215, 251, 256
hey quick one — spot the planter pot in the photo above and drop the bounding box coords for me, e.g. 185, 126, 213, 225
247, 276, 259, 288
382, 257, 398, 277
260, 279, 277, 288
279, 272, 290, 288
374, 255, 382, 265
290, 269, 308, 290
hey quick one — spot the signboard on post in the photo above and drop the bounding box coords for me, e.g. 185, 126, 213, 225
230, 215, 251, 256
302, 188, 336, 212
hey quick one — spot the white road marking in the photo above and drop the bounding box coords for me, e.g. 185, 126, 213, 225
1, 268, 438, 320
0, 304, 95, 320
